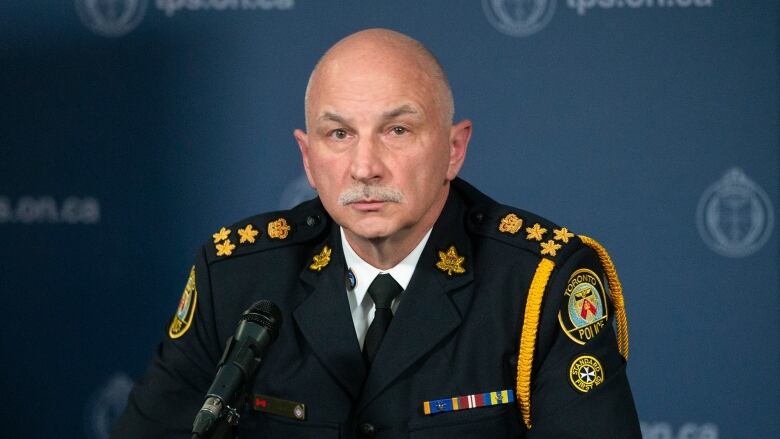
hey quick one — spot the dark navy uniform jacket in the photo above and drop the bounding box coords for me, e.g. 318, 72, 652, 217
112, 178, 641, 438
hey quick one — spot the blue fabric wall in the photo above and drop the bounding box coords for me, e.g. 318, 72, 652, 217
1, 1, 777, 437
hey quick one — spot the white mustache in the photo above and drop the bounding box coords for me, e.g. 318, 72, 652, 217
338, 184, 405, 205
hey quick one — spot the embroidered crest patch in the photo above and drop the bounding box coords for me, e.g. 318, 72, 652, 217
498, 213, 523, 234
267, 218, 291, 239
168, 266, 198, 339
569, 355, 604, 393
558, 268, 608, 345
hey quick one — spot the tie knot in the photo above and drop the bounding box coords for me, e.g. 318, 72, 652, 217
368, 273, 402, 309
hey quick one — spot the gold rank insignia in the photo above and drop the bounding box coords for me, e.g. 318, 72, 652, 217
525, 223, 547, 241
553, 227, 575, 243
212, 227, 230, 243
540, 239, 562, 257
309, 245, 332, 271
216, 239, 236, 256
238, 224, 259, 244
267, 218, 291, 239
569, 355, 604, 393
498, 213, 523, 234
436, 245, 466, 276
169, 266, 198, 339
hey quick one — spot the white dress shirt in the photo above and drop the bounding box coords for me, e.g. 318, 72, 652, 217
341, 227, 432, 349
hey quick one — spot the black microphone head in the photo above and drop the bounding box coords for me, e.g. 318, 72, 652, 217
241, 300, 282, 341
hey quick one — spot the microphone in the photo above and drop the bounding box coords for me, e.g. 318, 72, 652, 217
191, 300, 282, 438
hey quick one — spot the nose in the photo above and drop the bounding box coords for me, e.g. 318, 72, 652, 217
350, 134, 386, 183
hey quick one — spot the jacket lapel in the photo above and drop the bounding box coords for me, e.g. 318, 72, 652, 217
293, 228, 367, 400
357, 190, 475, 412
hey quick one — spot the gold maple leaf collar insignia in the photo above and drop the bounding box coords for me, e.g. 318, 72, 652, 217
436, 245, 466, 276
309, 245, 332, 271
238, 224, 260, 244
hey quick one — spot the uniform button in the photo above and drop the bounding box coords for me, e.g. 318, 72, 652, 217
305, 215, 319, 227
473, 212, 485, 224
358, 422, 375, 438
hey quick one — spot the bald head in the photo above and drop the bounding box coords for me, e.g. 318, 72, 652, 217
304, 29, 455, 129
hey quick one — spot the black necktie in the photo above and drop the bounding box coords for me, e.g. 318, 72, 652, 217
362, 273, 403, 366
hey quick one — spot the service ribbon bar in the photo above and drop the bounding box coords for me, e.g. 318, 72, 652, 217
423, 389, 515, 415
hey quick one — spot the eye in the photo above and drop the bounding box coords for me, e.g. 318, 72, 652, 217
391, 126, 408, 135
329, 129, 348, 140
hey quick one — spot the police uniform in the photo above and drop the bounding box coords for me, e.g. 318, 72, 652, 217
112, 178, 642, 438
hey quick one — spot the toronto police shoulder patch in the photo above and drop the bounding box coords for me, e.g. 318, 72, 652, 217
168, 266, 198, 339
569, 354, 605, 393
557, 268, 608, 345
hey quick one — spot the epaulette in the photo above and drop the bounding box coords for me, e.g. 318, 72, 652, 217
465, 202, 583, 264
204, 198, 330, 265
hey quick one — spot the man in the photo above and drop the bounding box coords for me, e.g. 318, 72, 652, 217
112, 29, 641, 438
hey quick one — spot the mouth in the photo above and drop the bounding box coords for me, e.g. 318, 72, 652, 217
348, 199, 389, 211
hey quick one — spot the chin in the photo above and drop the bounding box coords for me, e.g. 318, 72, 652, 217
343, 219, 398, 241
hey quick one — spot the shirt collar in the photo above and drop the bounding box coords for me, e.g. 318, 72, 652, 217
340, 227, 432, 305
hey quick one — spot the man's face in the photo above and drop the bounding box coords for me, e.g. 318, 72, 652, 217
295, 50, 469, 244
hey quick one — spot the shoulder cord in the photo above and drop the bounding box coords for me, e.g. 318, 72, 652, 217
516, 236, 629, 429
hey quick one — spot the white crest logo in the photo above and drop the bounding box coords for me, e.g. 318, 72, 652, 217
483, 0, 557, 37
84, 373, 134, 439
76, 0, 148, 37
696, 168, 774, 258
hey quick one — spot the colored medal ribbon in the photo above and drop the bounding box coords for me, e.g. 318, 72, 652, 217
423, 389, 515, 415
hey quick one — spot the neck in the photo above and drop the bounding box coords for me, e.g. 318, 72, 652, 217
344, 185, 449, 270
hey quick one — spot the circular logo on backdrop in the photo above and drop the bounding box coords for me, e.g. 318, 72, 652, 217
558, 268, 608, 345
482, 0, 557, 38
696, 168, 774, 258
75, 0, 148, 37
84, 373, 134, 439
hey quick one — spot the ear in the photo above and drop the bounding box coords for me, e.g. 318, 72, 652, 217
446, 119, 472, 180
294, 128, 317, 189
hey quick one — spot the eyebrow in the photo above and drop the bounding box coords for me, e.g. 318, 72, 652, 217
316, 105, 420, 125
382, 105, 419, 120
318, 112, 350, 125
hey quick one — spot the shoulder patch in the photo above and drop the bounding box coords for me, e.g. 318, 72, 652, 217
168, 266, 197, 339
569, 354, 605, 393
557, 268, 608, 345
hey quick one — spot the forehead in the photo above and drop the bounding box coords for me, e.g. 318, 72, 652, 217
307, 48, 440, 121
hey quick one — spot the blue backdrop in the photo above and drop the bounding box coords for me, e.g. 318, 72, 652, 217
1, 1, 777, 438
